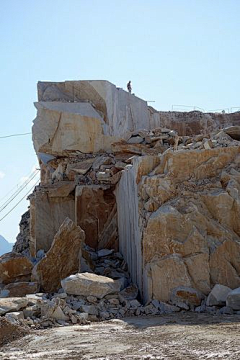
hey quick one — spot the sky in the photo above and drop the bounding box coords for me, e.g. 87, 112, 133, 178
0, 0, 239, 243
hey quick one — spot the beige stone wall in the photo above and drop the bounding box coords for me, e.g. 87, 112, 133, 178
140, 147, 240, 302
30, 191, 75, 255
75, 185, 117, 250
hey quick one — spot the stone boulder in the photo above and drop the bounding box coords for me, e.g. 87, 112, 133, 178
61, 272, 121, 299
32, 218, 85, 292
206, 284, 232, 306
226, 287, 240, 310
170, 286, 204, 309
224, 126, 240, 141
0, 297, 28, 315
1, 282, 39, 298
0, 253, 33, 285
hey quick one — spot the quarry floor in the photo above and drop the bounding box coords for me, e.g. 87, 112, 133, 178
1, 313, 240, 359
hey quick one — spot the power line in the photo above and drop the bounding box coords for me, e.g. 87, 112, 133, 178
0, 132, 31, 139
0, 168, 38, 203
0, 170, 39, 213
0, 179, 39, 222
0, 169, 38, 210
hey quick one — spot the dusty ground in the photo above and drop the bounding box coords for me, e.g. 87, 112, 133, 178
0, 318, 29, 347
1, 313, 240, 359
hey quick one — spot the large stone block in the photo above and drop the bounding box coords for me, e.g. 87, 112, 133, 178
206, 284, 232, 306
30, 190, 75, 255
32, 102, 119, 155
32, 218, 85, 293
61, 272, 121, 299
1, 282, 39, 298
37, 80, 150, 140
0, 297, 29, 315
170, 286, 204, 308
0, 253, 33, 285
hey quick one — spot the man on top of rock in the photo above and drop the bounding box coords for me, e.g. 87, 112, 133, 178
127, 81, 132, 93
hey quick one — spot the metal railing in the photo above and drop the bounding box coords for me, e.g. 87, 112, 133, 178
171, 105, 240, 114
172, 105, 205, 112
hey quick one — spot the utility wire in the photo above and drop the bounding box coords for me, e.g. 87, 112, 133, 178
0, 170, 39, 212
0, 179, 39, 222
0, 169, 38, 207
0, 168, 38, 203
0, 167, 38, 206
0, 170, 39, 213
0, 132, 31, 139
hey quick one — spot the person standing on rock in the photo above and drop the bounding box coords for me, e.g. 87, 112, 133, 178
168, 130, 179, 151
127, 81, 132, 93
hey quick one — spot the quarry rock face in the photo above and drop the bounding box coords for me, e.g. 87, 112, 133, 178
117, 144, 240, 302
139, 147, 240, 302
32, 218, 85, 292
33, 81, 150, 155
75, 185, 117, 250
8, 79, 240, 309
29, 186, 75, 256
0, 253, 33, 285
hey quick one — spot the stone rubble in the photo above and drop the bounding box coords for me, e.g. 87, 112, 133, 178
31, 126, 240, 190
2, 245, 240, 329
2, 282, 240, 330
37, 132, 238, 198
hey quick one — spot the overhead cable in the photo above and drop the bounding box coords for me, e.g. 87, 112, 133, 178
0, 179, 39, 222
0, 168, 37, 203
0, 170, 39, 213
0, 132, 31, 139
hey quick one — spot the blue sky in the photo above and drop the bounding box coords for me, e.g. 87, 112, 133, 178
0, 0, 239, 243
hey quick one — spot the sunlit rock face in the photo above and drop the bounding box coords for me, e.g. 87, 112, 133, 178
33, 80, 151, 155
117, 146, 240, 302
10, 79, 240, 304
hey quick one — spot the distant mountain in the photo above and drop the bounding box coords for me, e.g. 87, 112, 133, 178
0, 235, 13, 256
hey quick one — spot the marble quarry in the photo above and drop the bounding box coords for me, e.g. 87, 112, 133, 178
2, 80, 240, 316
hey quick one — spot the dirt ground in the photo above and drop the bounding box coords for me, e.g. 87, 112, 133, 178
1, 313, 240, 359
0, 318, 29, 347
